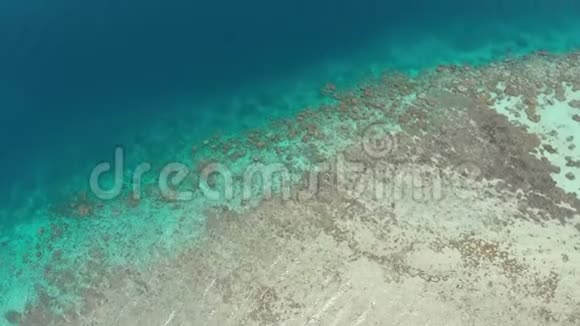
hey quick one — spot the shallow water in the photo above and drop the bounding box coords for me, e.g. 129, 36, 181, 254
1, 1, 580, 324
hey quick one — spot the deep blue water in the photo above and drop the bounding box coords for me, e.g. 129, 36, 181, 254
1, 0, 580, 211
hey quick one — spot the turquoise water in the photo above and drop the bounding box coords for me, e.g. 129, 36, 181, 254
2, 1, 580, 323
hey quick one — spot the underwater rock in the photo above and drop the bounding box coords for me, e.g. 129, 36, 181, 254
4, 310, 22, 324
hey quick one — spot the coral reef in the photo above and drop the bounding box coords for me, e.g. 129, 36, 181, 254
13, 51, 580, 325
